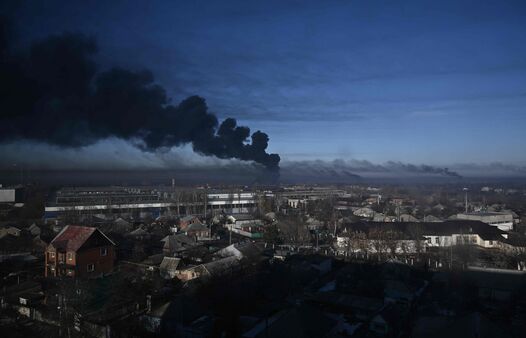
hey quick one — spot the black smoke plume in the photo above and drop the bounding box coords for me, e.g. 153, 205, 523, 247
384, 161, 462, 178
281, 159, 462, 180
0, 30, 280, 170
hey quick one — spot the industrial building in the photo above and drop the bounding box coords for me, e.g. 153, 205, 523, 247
44, 186, 262, 223
456, 212, 514, 231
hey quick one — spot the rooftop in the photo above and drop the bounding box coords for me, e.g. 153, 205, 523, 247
458, 212, 513, 217
50, 225, 114, 251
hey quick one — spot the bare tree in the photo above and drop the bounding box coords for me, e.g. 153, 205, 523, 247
277, 215, 311, 246
496, 241, 526, 270
344, 230, 367, 258
369, 227, 390, 259
408, 223, 425, 255
454, 233, 476, 268
384, 230, 404, 257
510, 245, 526, 270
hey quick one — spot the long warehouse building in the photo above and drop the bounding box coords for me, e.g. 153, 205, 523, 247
44, 187, 264, 222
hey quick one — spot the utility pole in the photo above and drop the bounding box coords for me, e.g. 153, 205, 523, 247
203, 189, 207, 218
463, 188, 469, 213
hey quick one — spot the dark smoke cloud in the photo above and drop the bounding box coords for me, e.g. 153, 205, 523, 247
282, 159, 462, 179
278, 159, 362, 183
383, 161, 462, 178
450, 162, 526, 177
0, 29, 280, 170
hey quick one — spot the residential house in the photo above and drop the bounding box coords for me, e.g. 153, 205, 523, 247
225, 214, 266, 239
184, 222, 211, 241
45, 225, 116, 278
179, 215, 201, 231
159, 257, 181, 279
177, 242, 264, 281
125, 226, 150, 240
353, 207, 375, 219
175, 256, 240, 282
432, 204, 445, 212
161, 234, 199, 255
306, 217, 323, 230
399, 214, 419, 222
422, 215, 442, 222
141, 296, 213, 337
287, 198, 306, 209
28, 223, 41, 236
227, 214, 264, 227
373, 213, 387, 222
215, 241, 265, 263
0, 225, 21, 239
389, 198, 406, 206
230, 224, 265, 239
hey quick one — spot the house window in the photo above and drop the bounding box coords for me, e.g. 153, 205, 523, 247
50, 252, 55, 258
87, 264, 95, 272
435, 237, 439, 244
100, 247, 107, 256
67, 253, 73, 261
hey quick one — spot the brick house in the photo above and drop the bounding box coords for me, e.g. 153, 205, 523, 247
178, 215, 201, 231
184, 222, 211, 241
45, 225, 115, 278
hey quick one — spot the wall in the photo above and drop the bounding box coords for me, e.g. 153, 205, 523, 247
75, 245, 115, 278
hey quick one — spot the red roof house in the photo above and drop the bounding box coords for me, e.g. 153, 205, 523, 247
45, 225, 115, 278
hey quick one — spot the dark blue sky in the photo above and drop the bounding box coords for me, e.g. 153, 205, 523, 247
3, 0, 526, 167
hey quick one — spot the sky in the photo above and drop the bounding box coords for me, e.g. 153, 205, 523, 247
1, 0, 526, 174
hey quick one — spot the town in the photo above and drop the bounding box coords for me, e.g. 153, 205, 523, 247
1, 1, 526, 337
1, 181, 525, 337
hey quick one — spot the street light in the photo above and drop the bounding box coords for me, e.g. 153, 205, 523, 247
462, 188, 469, 213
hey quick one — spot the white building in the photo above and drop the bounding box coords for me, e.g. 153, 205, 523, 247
335, 220, 510, 255
0, 186, 16, 203
456, 212, 514, 231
